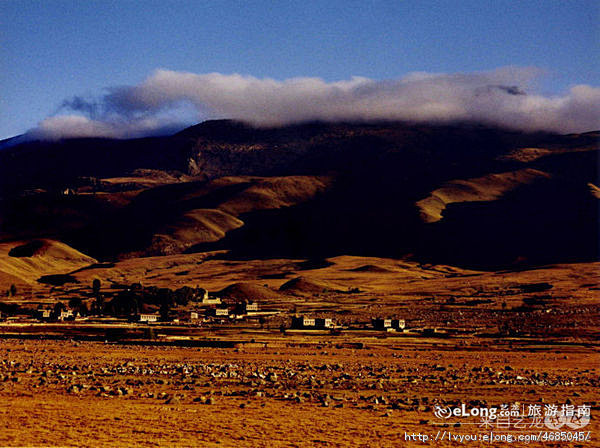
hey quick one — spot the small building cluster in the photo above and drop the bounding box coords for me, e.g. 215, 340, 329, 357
201, 300, 264, 320
128, 297, 264, 324
287, 315, 408, 332
372, 318, 406, 331
291, 316, 335, 329
58, 309, 74, 321
35, 307, 76, 321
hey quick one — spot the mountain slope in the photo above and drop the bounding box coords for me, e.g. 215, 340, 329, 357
0, 121, 597, 268
0, 239, 96, 285
416, 168, 551, 223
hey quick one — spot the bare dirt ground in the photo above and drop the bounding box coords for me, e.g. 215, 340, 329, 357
0, 338, 598, 447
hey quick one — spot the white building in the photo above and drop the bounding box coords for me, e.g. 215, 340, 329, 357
392, 319, 406, 330
373, 318, 405, 331
315, 318, 334, 329
214, 308, 229, 317
245, 301, 259, 312
291, 316, 316, 328
36, 309, 51, 320
57, 309, 74, 321
201, 296, 222, 305
372, 318, 392, 330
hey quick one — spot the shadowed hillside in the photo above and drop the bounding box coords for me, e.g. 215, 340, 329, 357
0, 121, 597, 268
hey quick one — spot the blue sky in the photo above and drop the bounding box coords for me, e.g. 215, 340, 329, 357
1, 0, 598, 139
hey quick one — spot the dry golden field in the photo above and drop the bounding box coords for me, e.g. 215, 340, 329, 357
0, 338, 597, 447
0, 247, 598, 447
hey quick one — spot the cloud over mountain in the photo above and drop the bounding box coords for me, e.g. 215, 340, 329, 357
29, 67, 600, 138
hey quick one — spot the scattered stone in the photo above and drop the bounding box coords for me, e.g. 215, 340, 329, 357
165, 396, 179, 405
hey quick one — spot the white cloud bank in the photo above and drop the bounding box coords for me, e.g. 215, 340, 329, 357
29, 67, 600, 139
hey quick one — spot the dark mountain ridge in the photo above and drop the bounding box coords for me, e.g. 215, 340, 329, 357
0, 120, 597, 269
0, 120, 565, 194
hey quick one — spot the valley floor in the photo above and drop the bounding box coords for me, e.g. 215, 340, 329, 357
0, 338, 598, 447
1, 247, 598, 446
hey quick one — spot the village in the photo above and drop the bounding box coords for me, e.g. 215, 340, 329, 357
0, 279, 411, 338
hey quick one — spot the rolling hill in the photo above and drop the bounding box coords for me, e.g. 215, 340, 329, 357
0, 239, 96, 286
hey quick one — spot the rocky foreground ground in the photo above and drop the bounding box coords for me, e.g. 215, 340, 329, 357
0, 338, 598, 447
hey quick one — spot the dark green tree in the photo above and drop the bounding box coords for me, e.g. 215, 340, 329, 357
78, 302, 89, 316
68, 297, 82, 309
92, 279, 101, 296
159, 302, 171, 321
